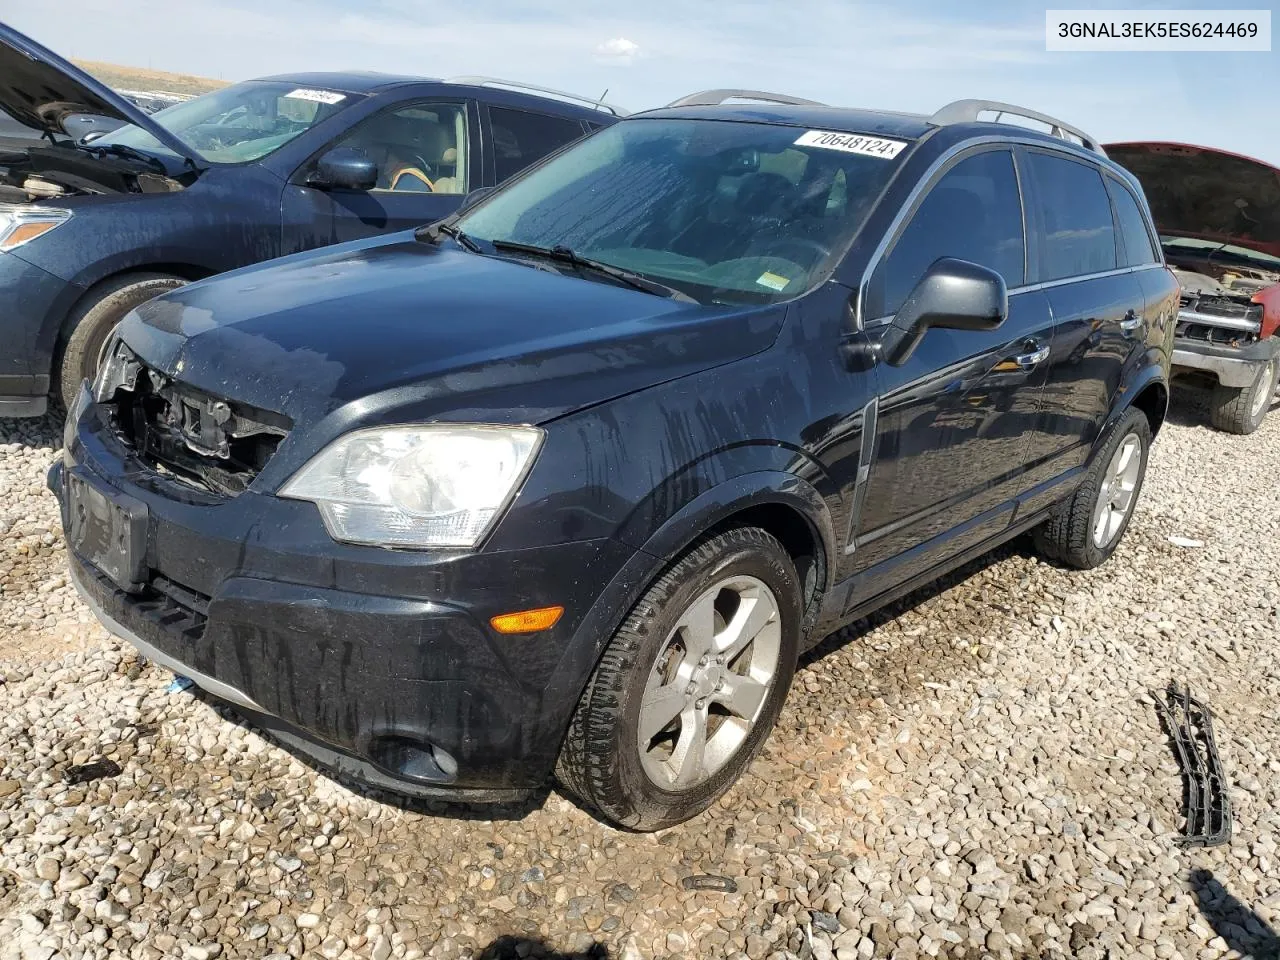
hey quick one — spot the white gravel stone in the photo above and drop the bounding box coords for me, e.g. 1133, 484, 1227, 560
1, 391, 1279, 958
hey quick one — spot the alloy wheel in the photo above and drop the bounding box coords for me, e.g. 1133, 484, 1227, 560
1251, 358, 1277, 420
1091, 433, 1143, 548
637, 576, 782, 790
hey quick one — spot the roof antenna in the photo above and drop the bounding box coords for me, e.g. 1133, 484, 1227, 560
598, 88, 609, 104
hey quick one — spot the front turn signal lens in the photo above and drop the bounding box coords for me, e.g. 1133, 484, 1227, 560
0, 205, 71, 252
490, 605, 564, 634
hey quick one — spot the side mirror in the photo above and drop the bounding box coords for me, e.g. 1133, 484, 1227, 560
309, 147, 378, 191
458, 186, 495, 213
882, 258, 1008, 366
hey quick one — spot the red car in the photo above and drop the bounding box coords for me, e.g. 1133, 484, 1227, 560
1107, 141, 1280, 434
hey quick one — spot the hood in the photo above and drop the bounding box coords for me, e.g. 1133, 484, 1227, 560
114, 236, 785, 431
1105, 141, 1280, 257
0, 23, 195, 162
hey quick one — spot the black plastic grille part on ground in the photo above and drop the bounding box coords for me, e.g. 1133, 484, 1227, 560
1153, 683, 1232, 848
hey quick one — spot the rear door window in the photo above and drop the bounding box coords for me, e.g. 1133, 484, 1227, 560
489, 107, 588, 183
1106, 177, 1159, 266
1025, 152, 1117, 280
877, 148, 1025, 316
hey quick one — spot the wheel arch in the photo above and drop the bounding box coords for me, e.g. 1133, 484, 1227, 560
41, 262, 217, 362
536, 471, 838, 766
1131, 378, 1169, 437
630, 471, 837, 624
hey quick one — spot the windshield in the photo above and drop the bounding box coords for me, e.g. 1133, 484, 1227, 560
93, 81, 358, 163
457, 118, 911, 304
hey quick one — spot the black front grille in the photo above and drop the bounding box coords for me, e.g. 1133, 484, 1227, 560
132, 573, 211, 641
85, 564, 211, 641
1175, 321, 1252, 346
1180, 294, 1263, 323
96, 343, 290, 498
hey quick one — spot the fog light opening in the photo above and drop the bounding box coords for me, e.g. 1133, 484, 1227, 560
369, 735, 457, 783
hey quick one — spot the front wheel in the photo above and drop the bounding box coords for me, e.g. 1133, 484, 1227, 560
1209, 356, 1278, 435
1033, 407, 1152, 570
56, 273, 188, 410
556, 527, 802, 831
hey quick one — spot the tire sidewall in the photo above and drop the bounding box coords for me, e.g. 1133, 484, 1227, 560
1081, 411, 1151, 567
58, 276, 187, 408
1246, 357, 1279, 432
612, 536, 801, 829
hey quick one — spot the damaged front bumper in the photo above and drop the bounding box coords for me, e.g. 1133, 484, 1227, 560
1171, 335, 1280, 387
53, 387, 636, 802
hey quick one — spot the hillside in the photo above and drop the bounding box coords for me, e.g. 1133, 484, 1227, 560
72, 60, 229, 97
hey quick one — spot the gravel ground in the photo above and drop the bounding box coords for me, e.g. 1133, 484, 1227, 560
1, 388, 1278, 960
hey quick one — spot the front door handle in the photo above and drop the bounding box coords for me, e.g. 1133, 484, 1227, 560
1013, 342, 1051, 369
1119, 310, 1143, 333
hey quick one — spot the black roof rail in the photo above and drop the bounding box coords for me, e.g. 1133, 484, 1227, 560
930, 99, 1106, 156
447, 76, 627, 116
667, 89, 824, 108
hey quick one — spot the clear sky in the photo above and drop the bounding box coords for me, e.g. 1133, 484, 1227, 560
6, 0, 1278, 164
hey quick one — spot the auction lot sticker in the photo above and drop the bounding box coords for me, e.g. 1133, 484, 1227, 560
285, 88, 347, 105
794, 131, 907, 159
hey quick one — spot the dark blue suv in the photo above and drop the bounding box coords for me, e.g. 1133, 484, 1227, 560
0, 23, 618, 415
55, 91, 1176, 829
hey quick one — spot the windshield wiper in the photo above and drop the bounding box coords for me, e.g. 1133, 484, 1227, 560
488, 241, 696, 303
88, 142, 166, 172
415, 220, 482, 253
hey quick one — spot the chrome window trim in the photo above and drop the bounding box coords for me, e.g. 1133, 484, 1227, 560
854, 134, 1140, 331
861, 263, 1167, 328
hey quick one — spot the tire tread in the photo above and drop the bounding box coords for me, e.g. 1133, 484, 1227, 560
556, 527, 795, 830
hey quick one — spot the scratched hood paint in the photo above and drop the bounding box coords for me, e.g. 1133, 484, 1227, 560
115, 236, 785, 428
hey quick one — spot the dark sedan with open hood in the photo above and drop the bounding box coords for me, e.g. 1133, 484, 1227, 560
1108, 141, 1280, 433
0, 22, 617, 416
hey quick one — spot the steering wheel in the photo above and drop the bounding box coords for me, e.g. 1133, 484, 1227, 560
757, 237, 832, 267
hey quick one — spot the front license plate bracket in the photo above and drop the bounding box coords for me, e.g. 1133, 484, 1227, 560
66, 467, 148, 593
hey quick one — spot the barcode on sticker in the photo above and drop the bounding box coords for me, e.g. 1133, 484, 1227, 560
795, 130, 907, 159
285, 88, 346, 105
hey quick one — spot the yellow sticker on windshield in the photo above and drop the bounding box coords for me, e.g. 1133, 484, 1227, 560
756, 271, 790, 292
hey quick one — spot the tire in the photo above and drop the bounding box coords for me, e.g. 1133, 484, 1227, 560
1208, 355, 1278, 435
56, 274, 188, 410
556, 527, 802, 831
1033, 407, 1152, 570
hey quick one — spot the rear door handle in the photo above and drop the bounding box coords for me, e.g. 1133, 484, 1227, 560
1119, 310, 1143, 333
1013, 343, 1051, 369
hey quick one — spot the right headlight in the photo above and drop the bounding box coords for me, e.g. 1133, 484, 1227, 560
0, 205, 71, 252
279, 424, 544, 549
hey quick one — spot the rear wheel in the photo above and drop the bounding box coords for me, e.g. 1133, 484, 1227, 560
56, 274, 187, 410
556, 527, 801, 831
1033, 407, 1152, 570
1209, 356, 1278, 435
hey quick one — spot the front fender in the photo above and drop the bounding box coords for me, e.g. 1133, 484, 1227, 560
529, 468, 839, 776
626, 468, 837, 586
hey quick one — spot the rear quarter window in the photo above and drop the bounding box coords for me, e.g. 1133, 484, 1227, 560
1106, 177, 1159, 266
490, 107, 588, 183
1025, 152, 1118, 281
